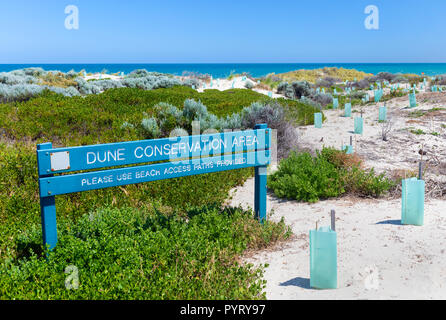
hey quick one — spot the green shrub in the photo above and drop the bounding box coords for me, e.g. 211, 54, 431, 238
0, 204, 290, 299
268, 150, 344, 203
410, 128, 425, 135
343, 167, 395, 197
268, 148, 394, 202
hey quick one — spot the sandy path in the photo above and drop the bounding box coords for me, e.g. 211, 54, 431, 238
227, 91, 446, 299
228, 181, 446, 299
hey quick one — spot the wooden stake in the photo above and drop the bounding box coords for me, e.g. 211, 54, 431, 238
330, 209, 336, 231
419, 162, 423, 180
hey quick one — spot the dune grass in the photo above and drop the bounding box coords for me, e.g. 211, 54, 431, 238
261, 67, 373, 87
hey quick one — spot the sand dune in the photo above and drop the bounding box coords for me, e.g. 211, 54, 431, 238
228, 90, 446, 299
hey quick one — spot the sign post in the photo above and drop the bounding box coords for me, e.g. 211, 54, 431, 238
37, 125, 272, 249
36, 142, 58, 250
254, 124, 268, 223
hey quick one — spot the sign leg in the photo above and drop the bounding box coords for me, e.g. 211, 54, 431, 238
254, 166, 267, 223
40, 196, 57, 250
37, 142, 58, 250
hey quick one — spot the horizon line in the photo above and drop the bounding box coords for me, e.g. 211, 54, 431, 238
1, 62, 446, 65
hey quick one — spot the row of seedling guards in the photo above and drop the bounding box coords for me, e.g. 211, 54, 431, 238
310, 81, 432, 290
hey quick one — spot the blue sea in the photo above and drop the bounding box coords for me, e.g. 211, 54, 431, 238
1, 63, 446, 78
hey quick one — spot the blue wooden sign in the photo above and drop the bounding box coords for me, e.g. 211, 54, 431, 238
37, 125, 272, 249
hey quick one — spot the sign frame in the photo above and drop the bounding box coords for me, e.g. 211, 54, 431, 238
37, 124, 271, 249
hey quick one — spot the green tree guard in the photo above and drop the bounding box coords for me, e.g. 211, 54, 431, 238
314, 113, 322, 128
409, 93, 417, 108
401, 177, 425, 226
379, 106, 387, 121
344, 103, 351, 117
374, 89, 383, 102
332, 98, 338, 109
342, 145, 353, 154
354, 117, 363, 134
310, 226, 337, 289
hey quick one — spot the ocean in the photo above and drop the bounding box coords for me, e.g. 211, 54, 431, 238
1, 63, 446, 78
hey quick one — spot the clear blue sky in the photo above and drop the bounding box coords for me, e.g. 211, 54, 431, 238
0, 0, 445, 63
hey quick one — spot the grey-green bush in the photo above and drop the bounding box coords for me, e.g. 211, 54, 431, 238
141, 117, 161, 138
241, 102, 298, 158
182, 99, 209, 121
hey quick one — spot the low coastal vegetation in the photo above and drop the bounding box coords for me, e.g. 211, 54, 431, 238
261, 67, 372, 86
0, 68, 199, 103
0, 204, 290, 299
268, 148, 395, 203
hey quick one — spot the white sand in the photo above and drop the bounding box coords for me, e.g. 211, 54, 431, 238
82, 73, 123, 81
81, 73, 285, 98
195, 76, 284, 98
227, 89, 446, 299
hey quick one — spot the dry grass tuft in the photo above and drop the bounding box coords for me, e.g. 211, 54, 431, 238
331, 151, 363, 169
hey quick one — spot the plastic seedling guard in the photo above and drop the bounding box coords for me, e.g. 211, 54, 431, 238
409, 93, 417, 108
401, 177, 425, 226
354, 117, 363, 134
344, 103, 351, 117
310, 222, 337, 289
342, 145, 353, 154
333, 98, 338, 109
379, 106, 387, 121
314, 112, 322, 128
